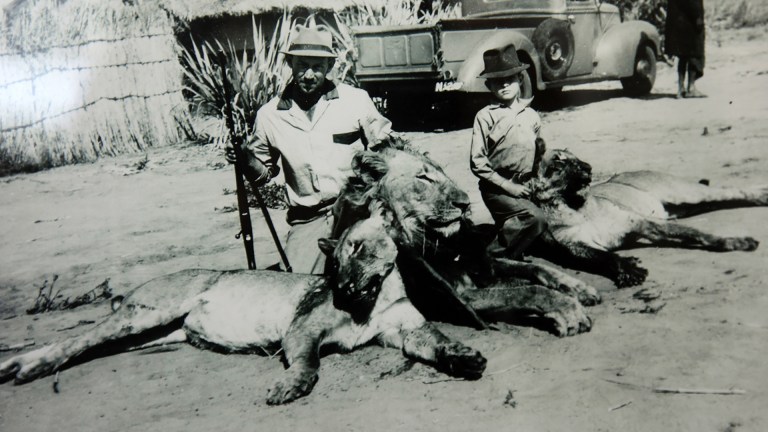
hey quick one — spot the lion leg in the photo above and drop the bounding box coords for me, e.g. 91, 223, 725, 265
459, 285, 592, 337
376, 304, 486, 380
266, 297, 341, 406
660, 184, 768, 219
0, 306, 187, 384
637, 220, 759, 251
529, 232, 648, 288
129, 329, 188, 351
490, 257, 601, 306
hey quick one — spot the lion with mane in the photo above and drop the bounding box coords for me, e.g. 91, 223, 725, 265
335, 139, 597, 337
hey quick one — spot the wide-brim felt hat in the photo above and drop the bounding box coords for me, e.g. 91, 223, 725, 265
478, 44, 529, 79
281, 24, 337, 58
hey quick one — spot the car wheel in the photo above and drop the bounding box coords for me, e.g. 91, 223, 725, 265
621, 45, 657, 97
532, 18, 575, 81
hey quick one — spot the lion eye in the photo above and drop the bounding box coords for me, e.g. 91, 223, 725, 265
416, 173, 435, 183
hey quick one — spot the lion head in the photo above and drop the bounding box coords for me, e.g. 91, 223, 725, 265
342, 139, 471, 253
319, 208, 398, 321
529, 148, 593, 210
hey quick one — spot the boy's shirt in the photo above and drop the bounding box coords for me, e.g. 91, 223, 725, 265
470, 98, 541, 190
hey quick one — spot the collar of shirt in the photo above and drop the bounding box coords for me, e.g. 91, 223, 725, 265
276, 79, 340, 110
489, 97, 534, 115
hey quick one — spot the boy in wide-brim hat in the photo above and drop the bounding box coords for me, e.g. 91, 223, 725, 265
469, 44, 548, 260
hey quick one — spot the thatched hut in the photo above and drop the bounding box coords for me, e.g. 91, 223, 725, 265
161, 0, 359, 53
0, 0, 357, 175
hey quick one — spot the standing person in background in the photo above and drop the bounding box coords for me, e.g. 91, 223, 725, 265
227, 24, 392, 274
665, 0, 707, 98
470, 44, 547, 261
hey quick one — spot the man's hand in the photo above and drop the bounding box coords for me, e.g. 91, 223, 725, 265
502, 180, 530, 198
224, 143, 238, 164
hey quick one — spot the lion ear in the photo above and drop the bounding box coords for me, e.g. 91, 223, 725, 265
318, 238, 339, 256
352, 151, 388, 184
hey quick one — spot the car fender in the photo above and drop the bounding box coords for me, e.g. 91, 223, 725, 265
594, 20, 660, 78
454, 30, 543, 93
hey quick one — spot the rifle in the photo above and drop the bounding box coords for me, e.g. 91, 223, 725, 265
218, 53, 292, 272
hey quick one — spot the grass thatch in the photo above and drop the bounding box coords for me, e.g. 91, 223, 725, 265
160, 0, 359, 21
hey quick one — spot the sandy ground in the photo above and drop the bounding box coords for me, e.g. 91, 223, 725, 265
1, 26, 767, 432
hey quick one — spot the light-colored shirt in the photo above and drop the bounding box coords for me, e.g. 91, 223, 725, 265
470, 98, 541, 189
244, 81, 391, 209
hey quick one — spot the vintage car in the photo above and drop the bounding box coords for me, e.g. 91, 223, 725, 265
352, 0, 661, 108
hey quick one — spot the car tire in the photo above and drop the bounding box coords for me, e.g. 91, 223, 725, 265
621, 45, 657, 97
532, 18, 575, 81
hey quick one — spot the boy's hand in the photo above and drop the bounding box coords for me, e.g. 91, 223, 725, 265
502, 180, 530, 198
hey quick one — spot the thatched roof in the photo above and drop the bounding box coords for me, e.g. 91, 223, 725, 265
159, 0, 360, 21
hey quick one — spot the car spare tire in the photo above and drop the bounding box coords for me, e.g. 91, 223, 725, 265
532, 18, 575, 81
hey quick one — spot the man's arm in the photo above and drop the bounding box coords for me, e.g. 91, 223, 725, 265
228, 118, 280, 186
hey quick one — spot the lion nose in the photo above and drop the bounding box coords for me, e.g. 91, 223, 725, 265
453, 199, 470, 212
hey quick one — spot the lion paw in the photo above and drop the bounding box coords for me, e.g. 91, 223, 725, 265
435, 342, 487, 380
0, 347, 59, 384
266, 368, 319, 405
614, 256, 648, 288
544, 299, 592, 337
575, 284, 602, 306
721, 237, 759, 252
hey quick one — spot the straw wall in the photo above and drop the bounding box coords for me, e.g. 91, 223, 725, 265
0, 0, 186, 175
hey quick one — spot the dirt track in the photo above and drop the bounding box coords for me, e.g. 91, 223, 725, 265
1, 26, 767, 432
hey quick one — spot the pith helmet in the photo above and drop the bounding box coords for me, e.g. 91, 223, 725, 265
281, 24, 336, 58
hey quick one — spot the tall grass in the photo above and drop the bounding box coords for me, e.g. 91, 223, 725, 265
181, 13, 294, 145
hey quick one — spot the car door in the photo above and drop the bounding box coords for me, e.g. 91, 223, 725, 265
565, 0, 600, 77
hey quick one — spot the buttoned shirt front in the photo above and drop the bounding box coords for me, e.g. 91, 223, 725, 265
470, 98, 541, 190
244, 81, 391, 210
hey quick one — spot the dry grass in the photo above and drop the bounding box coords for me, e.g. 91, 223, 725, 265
605, 0, 768, 30
706, 0, 768, 29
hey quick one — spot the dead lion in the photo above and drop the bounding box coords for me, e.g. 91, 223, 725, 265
0, 212, 486, 405
526, 148, 764, 287
336, 141, 596, 337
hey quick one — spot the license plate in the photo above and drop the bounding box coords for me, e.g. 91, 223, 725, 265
435, 80, 464, 92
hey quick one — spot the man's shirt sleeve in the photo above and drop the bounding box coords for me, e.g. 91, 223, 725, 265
242, 114, 280, 184
358, 93, 393, 148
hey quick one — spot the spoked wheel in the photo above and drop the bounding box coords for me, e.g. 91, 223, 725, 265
621, 45, 657, 97
532, 18, 575, 81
